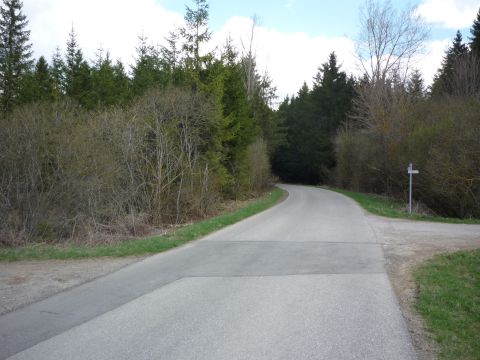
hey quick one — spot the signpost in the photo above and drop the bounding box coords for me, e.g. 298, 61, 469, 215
408, 163, 419, 214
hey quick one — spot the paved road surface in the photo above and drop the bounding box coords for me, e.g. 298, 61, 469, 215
0, 185, 416, 360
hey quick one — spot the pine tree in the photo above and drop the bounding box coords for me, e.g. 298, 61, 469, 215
180, 0, 212, 75
0, 0, 33, 112
219, 39, 257, 177
469, 8, 480, 55
273, 53, 354, 184
64, 27, 82, 97
431, 30, 469, 96
312, 52, 354, 136
162, 31, 180, 71
63, 27, 92, 107
91, 49, 114, 106
32, 56, 54, 101
112, 60, 131, 105
51, 46, 64, 99
406, 69, 424, 100
131, 34, 166, 96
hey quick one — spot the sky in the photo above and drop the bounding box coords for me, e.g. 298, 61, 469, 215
23, 0, 480, 101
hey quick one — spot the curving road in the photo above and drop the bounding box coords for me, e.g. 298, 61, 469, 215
0, 185, 416, 360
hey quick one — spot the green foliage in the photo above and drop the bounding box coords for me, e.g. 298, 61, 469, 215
431, 31, 470, 96
19, 56, 55, 103
415, 250, 480, 360
0, 0, 33, 112
406, 69, 425, 101
63, 27, 93, 107
273, 53, 354, 184
50, 47, 64, 99
0, 0, 280, 246
469, 8, 480, 55
92, 50, 131, 107
131, 35, 168, 96
180, 0, 211, 74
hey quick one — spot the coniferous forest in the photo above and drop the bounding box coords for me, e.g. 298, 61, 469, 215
1, 0, 479, 246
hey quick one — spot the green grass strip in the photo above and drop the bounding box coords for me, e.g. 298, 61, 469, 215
414, 250, 480, 360
0, 187, 286, 262
329, 187, 480, 224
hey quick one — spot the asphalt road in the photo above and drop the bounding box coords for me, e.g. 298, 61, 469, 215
0, 185, 416, 360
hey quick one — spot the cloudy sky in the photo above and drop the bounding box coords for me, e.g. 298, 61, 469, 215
24, 0, 479, 101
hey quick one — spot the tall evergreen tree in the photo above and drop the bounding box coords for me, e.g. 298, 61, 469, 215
0, 0, 33, 112
63, 27, 92, 106
19, 56, 55, 103
469, 8, 480, 56
406, 69, 425, 100
131, 34, 166, 96
162, 31, 180, 69
91, 49, 130, 107
431, 30, 469, 96
51, 46, 64, 99
112, 60, 131, 105
273, 53, 354, 184
180, 0, 212, 76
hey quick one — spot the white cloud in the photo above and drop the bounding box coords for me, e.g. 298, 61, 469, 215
416, 0, 478, 29
211, 16, 357, 101
414, 39, 450, 86
24, 0, 184, 67
23, 2, 449, 100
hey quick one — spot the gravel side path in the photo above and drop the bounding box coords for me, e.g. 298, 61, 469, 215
367, 215, 480, 360
0, 257, 143, 315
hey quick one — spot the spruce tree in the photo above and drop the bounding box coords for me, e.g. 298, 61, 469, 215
406, 69, 425, 100
431, 30, 469, 96
63, 27, 92, 107
112, 60, 131, 105
91, 49, 116, 106
469, 8, 480, 56
273, 53, 354, 184
180, 0, 211, 74
51, 46, 64, 99
131, 34, 165, 96
0, 0, 33, 112
64, 27, 83, 97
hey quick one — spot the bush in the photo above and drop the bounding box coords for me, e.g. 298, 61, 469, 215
0, 88, 271, 246
335, 85, 480, 218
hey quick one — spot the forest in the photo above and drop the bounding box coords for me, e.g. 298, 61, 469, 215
0, 0, 479, 247
274, 2, 480, 219
0, 0, 276, 245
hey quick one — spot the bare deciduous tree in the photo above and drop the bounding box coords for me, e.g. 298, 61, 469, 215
356, 0, 429, 84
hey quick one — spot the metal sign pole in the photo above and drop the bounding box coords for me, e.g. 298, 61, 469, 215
407, 163, 419, 214
409, 164, 412, 214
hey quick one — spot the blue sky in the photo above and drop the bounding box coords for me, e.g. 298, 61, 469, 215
25, 0, 480, 100
161, 0, 473, 40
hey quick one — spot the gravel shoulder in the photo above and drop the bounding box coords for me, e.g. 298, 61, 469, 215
366, 214, 480, 360
0, 257, 144, 315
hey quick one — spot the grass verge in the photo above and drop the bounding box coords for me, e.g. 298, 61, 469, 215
0, 187, 286, 262
329, 187, 480, 224
414, 250, 480, 360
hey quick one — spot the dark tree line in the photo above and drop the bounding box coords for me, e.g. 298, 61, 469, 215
272, 2, 480, 219
272, 53, 355, 184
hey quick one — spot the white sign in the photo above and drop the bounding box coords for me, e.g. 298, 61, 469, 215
408, 169, 419, 174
